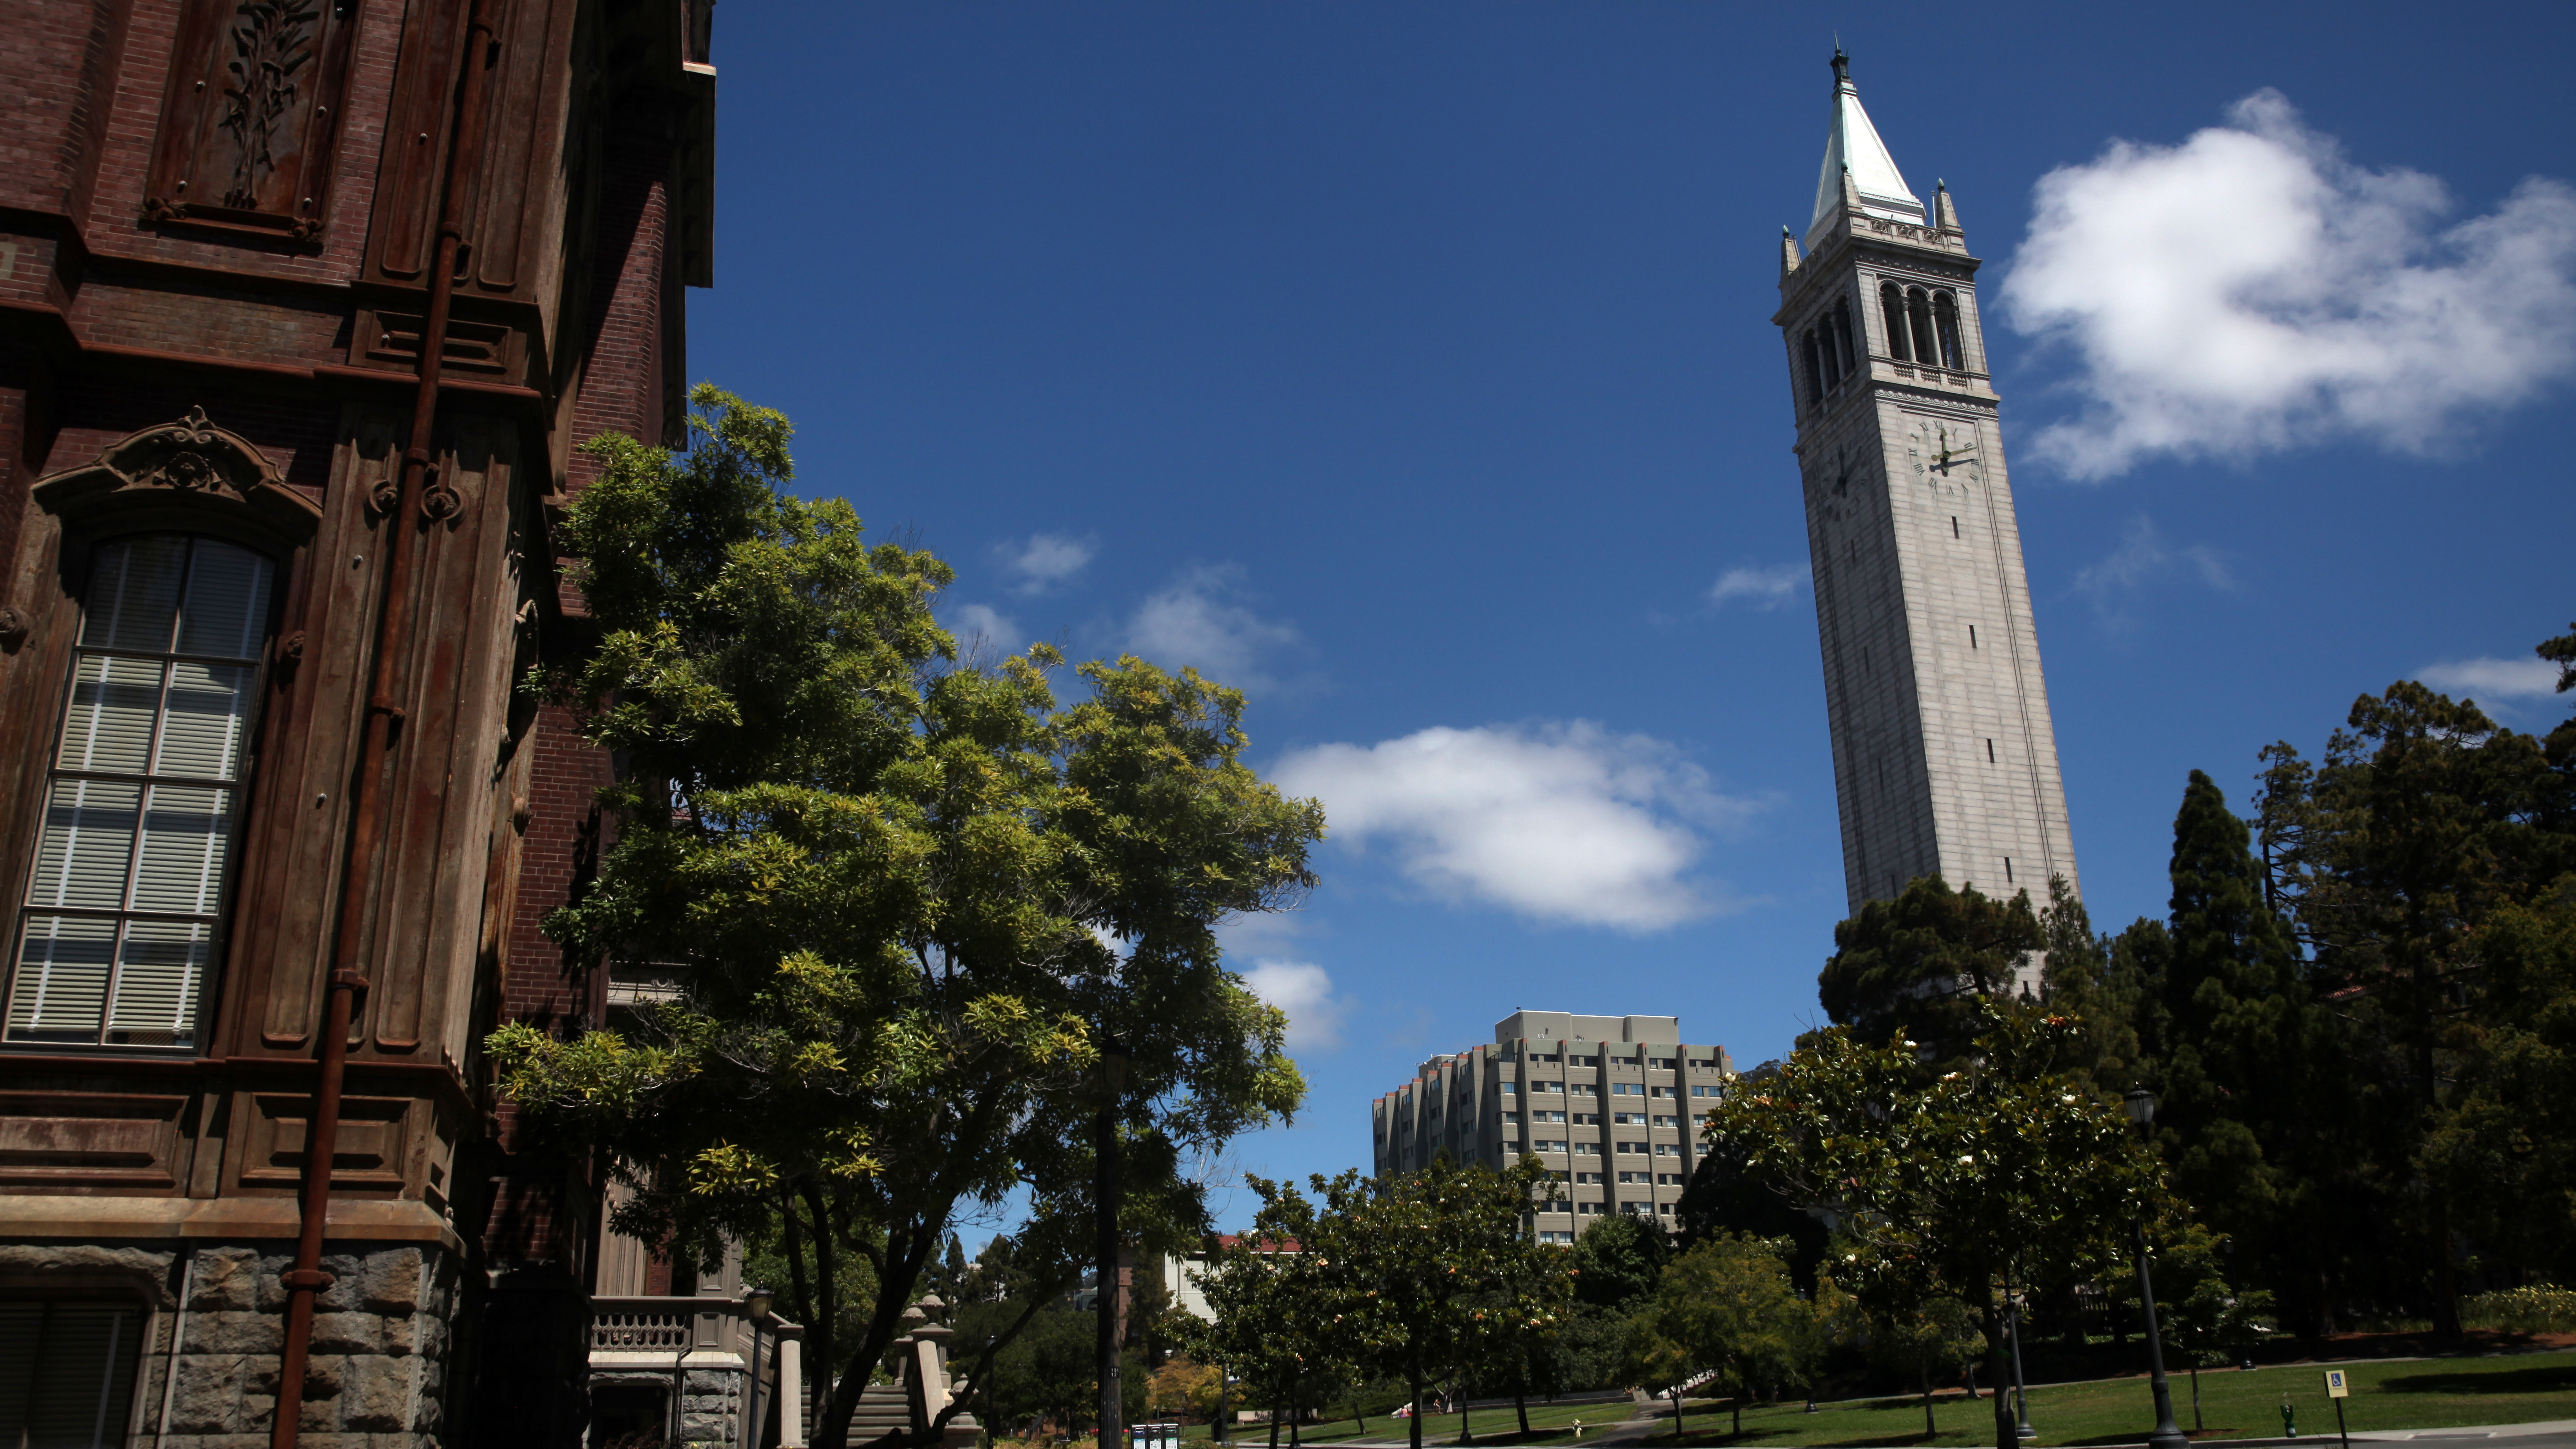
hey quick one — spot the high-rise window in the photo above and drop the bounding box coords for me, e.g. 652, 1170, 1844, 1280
5, 535, 274, 1051
0, 1299, 144, 1445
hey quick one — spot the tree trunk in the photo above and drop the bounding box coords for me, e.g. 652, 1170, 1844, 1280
1731, 1395, 1741, 1436
1269, 1392, 1281, 1449
1098, 1097, 1124, 1449
1460, 1386, 1475, 1446
1355, 1393, 1370, 1435
1289, 1379, 1301, 1449
1984, 1297, 2015, 1449
1516, 1392, 1530, 1438
1410, 1369, 1425, 1449
1671, 1387, 1685, 1441
2190, 1361, 2203, 1432
1921, 1361, 1936, 1439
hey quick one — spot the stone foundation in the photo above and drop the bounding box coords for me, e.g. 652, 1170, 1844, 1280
0, 1239, 460, 1449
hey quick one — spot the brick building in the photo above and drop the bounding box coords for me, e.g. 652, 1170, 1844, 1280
0, 0, 748, 1443
1370, 1012, 1734, 1243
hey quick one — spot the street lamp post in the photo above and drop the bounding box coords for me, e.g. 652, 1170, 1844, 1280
2124, 1090, 2192, 1449
2007, 1282, 2034, 1441
744, 1285, 775, 1449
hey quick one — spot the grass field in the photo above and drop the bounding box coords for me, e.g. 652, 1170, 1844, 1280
1165, 1349, 2576, 1448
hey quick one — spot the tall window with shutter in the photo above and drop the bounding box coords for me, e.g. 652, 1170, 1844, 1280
5, 536, 275, 1051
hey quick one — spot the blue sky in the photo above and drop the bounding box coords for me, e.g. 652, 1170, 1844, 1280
690, 2, 2576, 1229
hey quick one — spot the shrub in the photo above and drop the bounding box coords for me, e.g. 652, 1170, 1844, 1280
2460, 1286, 2576, 1333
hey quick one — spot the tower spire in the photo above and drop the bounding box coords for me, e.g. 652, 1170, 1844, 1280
1809, 49, 1924, 238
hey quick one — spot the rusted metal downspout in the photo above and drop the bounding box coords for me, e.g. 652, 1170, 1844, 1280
271, 4, 498, 1445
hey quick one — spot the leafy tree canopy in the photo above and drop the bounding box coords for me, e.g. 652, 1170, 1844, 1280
1621, 1233, 1832, 1437
1711, 1000, 2166, 1449
1567, 1213, 1669, 1309
485, 387, 1325, 1447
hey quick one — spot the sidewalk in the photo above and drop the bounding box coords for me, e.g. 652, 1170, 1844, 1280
2199, 1423, 2576, 1446
1330, 1418, 2576, 1449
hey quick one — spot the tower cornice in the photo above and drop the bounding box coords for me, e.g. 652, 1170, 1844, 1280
1778, 213, 1979, 313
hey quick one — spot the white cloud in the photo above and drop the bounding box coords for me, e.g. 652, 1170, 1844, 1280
1272, 722, 1754, 932
945, 602, 1022, 651
1241, 959, 1346, 1053
2001, 89, 2576, 479
995, 532, 1098, 594
2070, 514, 2232, 624
2418, 657, 2562, 701
1125, 564, 1305, 691
1707, 563, 1809, 610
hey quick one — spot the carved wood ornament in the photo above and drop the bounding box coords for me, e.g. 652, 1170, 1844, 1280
142, 0, 366, 245
33, 405, 324, 545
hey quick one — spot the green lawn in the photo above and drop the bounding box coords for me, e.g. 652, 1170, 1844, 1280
1178, 1350, 2576, 1448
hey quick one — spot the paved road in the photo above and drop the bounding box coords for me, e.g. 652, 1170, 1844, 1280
1335, 1418, 2576, 1449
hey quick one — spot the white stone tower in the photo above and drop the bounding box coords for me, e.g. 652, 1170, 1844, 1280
1776, 49, 2079, 919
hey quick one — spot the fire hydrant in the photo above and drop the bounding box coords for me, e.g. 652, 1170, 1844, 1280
2281, 1396, 2298, 1438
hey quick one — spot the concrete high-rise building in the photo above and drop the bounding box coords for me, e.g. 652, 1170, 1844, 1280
1777, 50, 2079, 929
1371, 1012, 1734, 1243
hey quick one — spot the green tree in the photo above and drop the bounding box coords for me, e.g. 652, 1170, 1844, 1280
1166, 1177, 1347, 1449
2037, 875, 2148, 1097
1312, 1160, 1554, 1449
2149, 1225, 2274, 1432
1850, 1289, 1982, 1438
1623, 1234, 1829, 1438
2423, 876, 2576, 1286
2149, 773, 2315, 1327
1713, 1001, 2166, 1449
1569, 1214, 1669, 1309
484, 388, 1323, 1448
1675, 1135, 1830, 1289
2259, 671, 2576, 1332
1818, 875, 2044, 1060
1460, 1230, 1577, 1436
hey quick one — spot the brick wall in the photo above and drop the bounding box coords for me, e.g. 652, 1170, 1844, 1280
70, 0, 405, 284
567, 107, 677, 486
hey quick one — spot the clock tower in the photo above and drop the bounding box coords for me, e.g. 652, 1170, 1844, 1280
1776, 49, 2079, 931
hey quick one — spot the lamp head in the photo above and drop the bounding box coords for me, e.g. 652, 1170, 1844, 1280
2123, 1088, 2157, 1128
744, 1284, 775, 1319
1102, 1037, 1131, 1093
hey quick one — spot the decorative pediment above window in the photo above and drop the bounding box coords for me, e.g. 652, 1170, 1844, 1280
33, 406, 323, 546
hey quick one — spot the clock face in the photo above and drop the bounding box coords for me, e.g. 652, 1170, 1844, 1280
1905, 418, 1981, 494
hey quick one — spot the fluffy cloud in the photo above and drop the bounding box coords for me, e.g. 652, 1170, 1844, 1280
1272, 722, 1753, 932
1126, 565, 1305, 691
2070, 514, 2231, 624
2002, 90, 2576, 479
1241, 959, 1346, 1052
995, 532, 1097, 594
2417, 657, 2562, 702
944, 602, 1022, 650
1707, 563, 1808, 610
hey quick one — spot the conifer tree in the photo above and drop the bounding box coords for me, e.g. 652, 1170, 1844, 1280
2037, 876, 2146, 1095
1817, 875, 2043, 1060
2153, 772, 2311, 1305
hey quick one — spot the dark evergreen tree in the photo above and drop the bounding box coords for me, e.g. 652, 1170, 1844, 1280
2148, 773, 2319, 1332
1674, 1137, 1829, 1291
1817, 875, 2043, 1060
2037, 875, 2148, 1095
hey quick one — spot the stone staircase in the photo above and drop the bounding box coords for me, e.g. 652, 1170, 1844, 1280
804, 1295, 982, 1449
